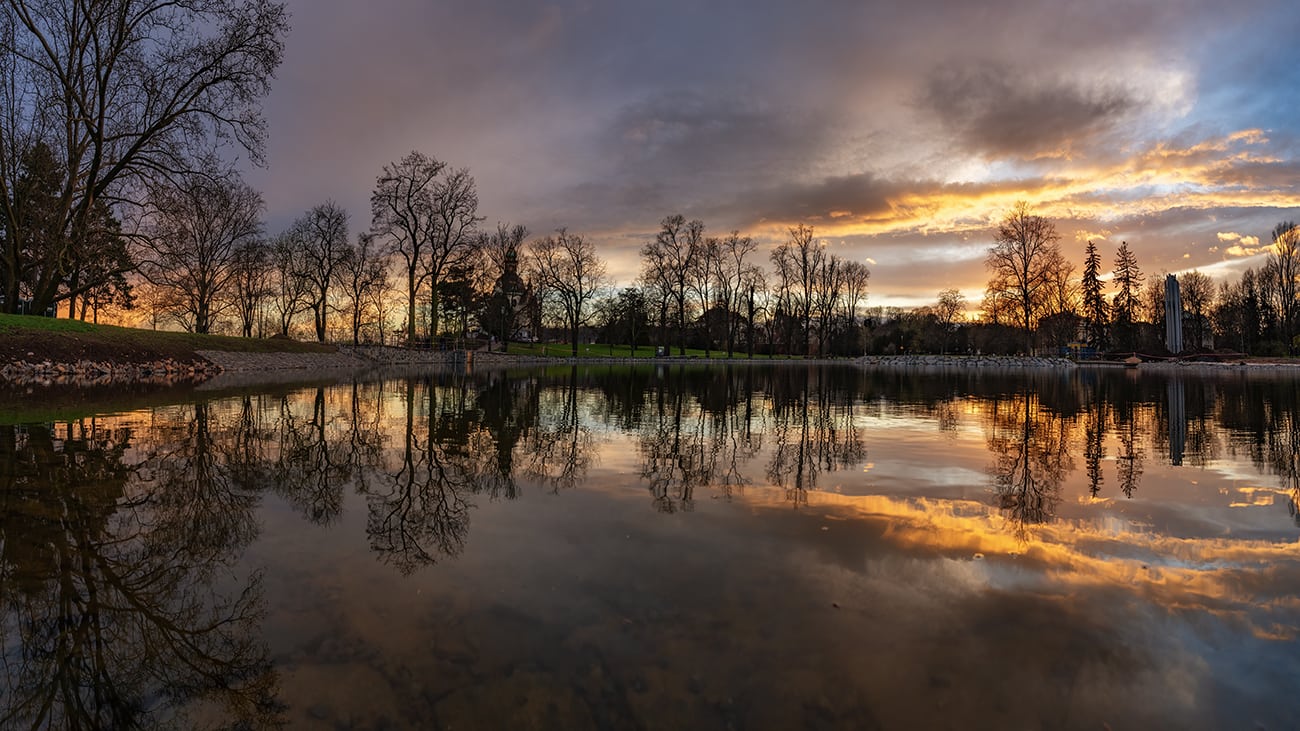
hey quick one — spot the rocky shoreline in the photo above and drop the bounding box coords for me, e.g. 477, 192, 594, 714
0, 357, 220, 386
5, 348, 1300, 387
856, 355, 1076, 369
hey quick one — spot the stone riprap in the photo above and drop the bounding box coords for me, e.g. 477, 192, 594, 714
1, 357, 219, 385
856, 355, 1077, 369
337, 345, 466, 364
195, 349, 371, 371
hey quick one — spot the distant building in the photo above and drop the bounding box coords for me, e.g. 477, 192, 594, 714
491, 246, 537, 344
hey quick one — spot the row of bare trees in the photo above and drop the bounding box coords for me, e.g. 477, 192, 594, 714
0, 0, 290, 318
2, 0, 1292, 360
981, 202, 1300, 356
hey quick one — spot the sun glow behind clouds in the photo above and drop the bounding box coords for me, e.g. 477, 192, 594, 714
774, 129, 1298, 242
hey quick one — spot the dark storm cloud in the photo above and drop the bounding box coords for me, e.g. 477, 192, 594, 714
247, 0, 1300, 298
606, 91, 821, 179
731, 173, 903, 225
919, 63, 1134, 160
556, 90, 841, 232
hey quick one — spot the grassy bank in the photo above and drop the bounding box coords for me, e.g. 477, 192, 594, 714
0, 313, 336, 365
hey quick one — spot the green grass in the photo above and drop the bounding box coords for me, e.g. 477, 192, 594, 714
0, 313, 99, 334
0, 312, 337, 359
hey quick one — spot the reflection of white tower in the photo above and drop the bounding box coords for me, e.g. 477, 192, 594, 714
1164, 274, 1183, 354
1167, 378, 1186, 466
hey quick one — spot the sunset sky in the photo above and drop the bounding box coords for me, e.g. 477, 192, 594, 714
245, 0, 1300, 309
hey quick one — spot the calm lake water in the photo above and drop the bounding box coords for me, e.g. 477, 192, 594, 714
3, 364, 1299, 730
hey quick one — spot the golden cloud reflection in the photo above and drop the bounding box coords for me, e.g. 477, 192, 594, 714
7, 366, 1300, 728
747, 487, 1300, 642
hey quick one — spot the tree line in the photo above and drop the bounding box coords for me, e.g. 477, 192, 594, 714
976, 202, 1300, 356
3, 3, 1298, 358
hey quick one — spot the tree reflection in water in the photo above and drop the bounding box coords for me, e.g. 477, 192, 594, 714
0, 420, 280, 729
272, 388, 353, 525
766, 368, 866, 508
985, 394, 1072, 536
518, 367, 595, 493
635, 366, 861, 511
8, 366, 1300, 726
363, 377, 472, 574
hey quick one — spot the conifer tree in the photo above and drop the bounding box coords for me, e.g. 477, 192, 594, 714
1081, 240, 1109, 350
1111, 241, 1143, 350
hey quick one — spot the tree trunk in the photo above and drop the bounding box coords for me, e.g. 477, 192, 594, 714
406, 267, 418, 344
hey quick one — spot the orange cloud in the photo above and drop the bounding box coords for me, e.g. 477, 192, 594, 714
1219, 232, 1266, 257
745, 129, 1300, 243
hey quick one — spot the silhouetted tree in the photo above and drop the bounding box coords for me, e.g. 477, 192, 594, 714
231, 238, 271, 337
936, 288, 966, 354
339, 233, 390, 344
296, 202, 350, 342
1178, 270, 1214, 350
984, 202, 1063, 352
1111, 241, 1143, 350
1265, 222, 1299, 352
529, 229, 608, 357
0, 0, 288, 316
1081, 240, 1108, 350
268, 229, 310, 337
641, 214, 700, 355
140, 170, 264, 333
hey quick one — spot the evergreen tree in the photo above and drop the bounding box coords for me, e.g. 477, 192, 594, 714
1081, 240, 1108, 350
1111, 241, 1142, 350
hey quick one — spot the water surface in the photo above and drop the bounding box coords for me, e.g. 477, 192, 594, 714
3, 365, 1299, 729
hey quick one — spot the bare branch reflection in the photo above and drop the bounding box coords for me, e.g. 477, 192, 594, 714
986, 394, 1072, 537
519, 367, 595, 493
0, 421, 281, 729
766, 369, 866, 508
272, 388, 353, 525
363, 378, 471, 575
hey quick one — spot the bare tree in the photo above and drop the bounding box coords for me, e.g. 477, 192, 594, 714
641, 214, 700, 355
714, 230, 758, 357
1142, 271, 1167, 335
0, 0, 288, 316
1266, 222, 1299, 351
269, 230, 310, 337
427, 168, 483, 340
688, 235, 720, 356
528, 229, 608, 356
296, 202, 350, 342
480, 223, 529, 351
481, 222, 529, 271
840, 260, 871, 329
984, 202, 1062, 353
230, 239, 270, 338
1179, 270, 1214, 350
370, 152, 443, 343
139, 172, 263, 334
770, 224, 822, 355
935, 288, 965, 354
339, 233, 390, 345
1038, 251, 1078, 349
811, 253, 845, 357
